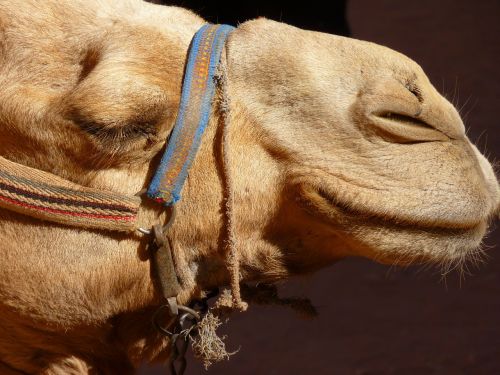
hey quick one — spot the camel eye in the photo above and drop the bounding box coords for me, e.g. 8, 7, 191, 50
65, 71, 170, 153
73, 116, 159, 143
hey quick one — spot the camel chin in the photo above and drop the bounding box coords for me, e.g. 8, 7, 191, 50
297, 181, 490, 270
353, 220, 488, 271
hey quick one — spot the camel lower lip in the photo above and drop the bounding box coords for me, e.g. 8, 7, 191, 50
308, 187, 484, 233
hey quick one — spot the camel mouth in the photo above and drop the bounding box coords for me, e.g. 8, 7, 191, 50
298, 184, 490, 269
300, 184, 486, 234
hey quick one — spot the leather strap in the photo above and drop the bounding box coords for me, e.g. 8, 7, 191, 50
151, 224, 182, 313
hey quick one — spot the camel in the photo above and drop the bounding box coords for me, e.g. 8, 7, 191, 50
0, 0, 498, 373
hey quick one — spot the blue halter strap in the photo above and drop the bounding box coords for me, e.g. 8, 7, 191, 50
147, 24, 235, 205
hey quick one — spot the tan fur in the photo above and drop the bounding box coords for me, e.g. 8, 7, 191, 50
0, 0, 498, 373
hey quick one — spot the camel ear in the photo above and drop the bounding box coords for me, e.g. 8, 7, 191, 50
64, 51, 174, 157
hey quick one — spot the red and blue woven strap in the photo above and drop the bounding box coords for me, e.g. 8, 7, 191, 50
147, 24, 235, 205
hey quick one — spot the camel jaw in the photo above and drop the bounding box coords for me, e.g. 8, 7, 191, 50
295, 182, 489, 268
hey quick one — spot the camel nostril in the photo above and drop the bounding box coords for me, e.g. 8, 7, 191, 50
404, 81, 424, 103
370, 108, 450, 143
376, 112, 433, 130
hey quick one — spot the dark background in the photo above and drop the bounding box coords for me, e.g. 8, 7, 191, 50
141, 1, 500, 374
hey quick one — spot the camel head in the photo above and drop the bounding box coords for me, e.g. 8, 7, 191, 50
0, 0, 498, 371
225, 19, 500, 276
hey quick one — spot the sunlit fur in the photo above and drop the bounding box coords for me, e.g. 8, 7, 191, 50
0, 0, 498, 373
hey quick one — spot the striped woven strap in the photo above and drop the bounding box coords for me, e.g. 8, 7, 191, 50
147, 24, 235, 205
0, 156, 140, 232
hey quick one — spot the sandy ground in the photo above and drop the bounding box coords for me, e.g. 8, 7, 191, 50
140, 0, 500, 373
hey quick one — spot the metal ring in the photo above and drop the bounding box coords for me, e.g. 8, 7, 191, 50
136, 205, 177, 236
153, 306, 176, 337
137, 227, 152, 235
152, 304, 201, 337
177, 305, 200, 321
